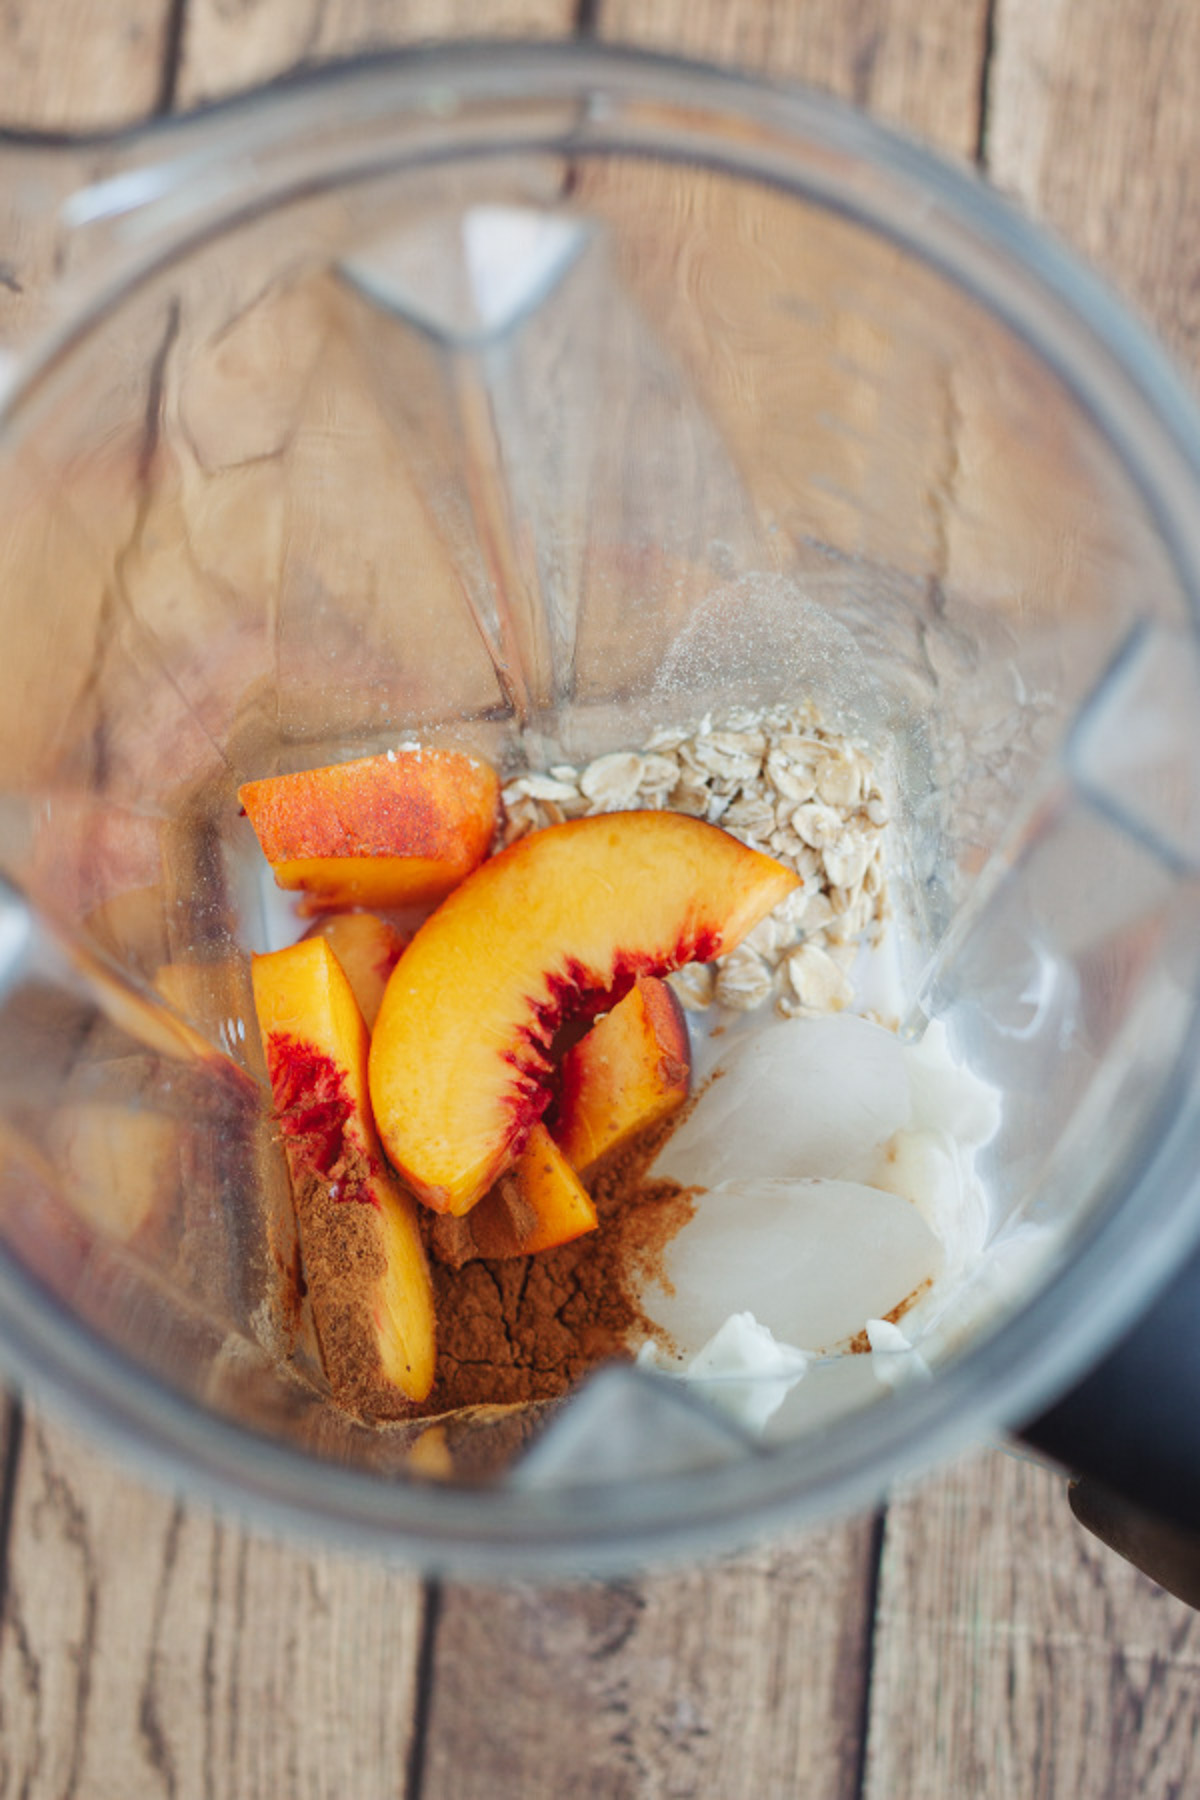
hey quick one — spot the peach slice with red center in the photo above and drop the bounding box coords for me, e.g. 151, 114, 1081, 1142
302, 911, 407, 1030
555, 975, 691, 1173
251, 935, 435, 1414
369, 812, 797, 1215
239, 747, 500, 912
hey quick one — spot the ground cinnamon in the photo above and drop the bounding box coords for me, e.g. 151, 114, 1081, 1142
414, 1116, 695, 1415
264, 1030, 423, 1418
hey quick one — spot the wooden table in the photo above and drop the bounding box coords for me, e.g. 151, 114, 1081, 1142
2, 4, 1200, 1795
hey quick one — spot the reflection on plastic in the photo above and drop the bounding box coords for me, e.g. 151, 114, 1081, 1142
341, 205, 589, 347
1068, 620, 1200, 875
509, 1362, 757, 1489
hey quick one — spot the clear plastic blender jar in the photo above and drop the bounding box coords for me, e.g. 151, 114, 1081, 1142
1, 46, 1200, 1573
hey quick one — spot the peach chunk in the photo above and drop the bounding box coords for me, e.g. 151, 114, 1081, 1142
514, 1126, 599, 1253
302, 911, 407, 1030
555, 975, 690, 1173
369, 812, 797, 1215
48, 1104, 178, 1246
239, 747, 500, 911
251, 936, 435, 1414
435, 1124, 598, 1263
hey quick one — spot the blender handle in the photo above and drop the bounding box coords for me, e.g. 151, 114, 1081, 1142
1019, 1236, 1200, 1604
1066, 1478, 1200, 1609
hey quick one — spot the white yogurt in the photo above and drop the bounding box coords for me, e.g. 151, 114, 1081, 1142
636, 1008, 1002, 1431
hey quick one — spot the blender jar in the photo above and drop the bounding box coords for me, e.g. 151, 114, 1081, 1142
1, 46, 1199, 1573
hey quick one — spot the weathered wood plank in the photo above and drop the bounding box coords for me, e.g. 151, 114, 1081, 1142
2, 11, 1198, 1800
988, 0, 1200, 363
421, 1519, 880, 1800
569, 0, 998, 639
177, 0, 575, 110
851, 11, 1200, 1791
0, 0, 176, 130
0, 0, 177, 344
0, 1412, 426, 1800
596, 0, 992, 159
865, 1448, 1200, 1800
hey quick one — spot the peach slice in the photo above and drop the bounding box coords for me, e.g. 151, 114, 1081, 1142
251, 936, 435, 1414
432, 1124, 598, 1264
48, 1104, 179, 1246
513, 1126, 599, 1253
555, 975, 690, 1173
302, 911, 407, 1030
369, 812, 797, 1215
239, 747, 500, 911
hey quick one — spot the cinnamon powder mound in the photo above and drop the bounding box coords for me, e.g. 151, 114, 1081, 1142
415, 1118, 695, 1416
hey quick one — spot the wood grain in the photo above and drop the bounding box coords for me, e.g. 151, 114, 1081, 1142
0, 0, 176, 130
0, 1412, 426, 1800
0, 0, 176, 343
867, 13, 1200, 1788
597, 0, 992, 159
177, 0, 575, 109
865, 1448, 1200, 1800
420, 1519, 880, 1800
987, 0, 1200, 363
1, 6, 1199, 1800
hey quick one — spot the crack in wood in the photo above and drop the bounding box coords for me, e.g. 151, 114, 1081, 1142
36, 1426, 100, 1800
201, 1521, 222, 1800
226, 1531, 249, 1783
157, 0, 191, 115
0, 1402, 26, 1640
66, 296, 182, 800
850, 1508, 888, 1800
136, 1498, 185, 1799
403, 1579, 443, 1800
975, 0, 1000, 167
584, 1582, 647, 1663
137, 298, 182, 487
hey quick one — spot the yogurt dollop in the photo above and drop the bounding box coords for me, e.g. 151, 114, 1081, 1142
636, 1011, 1000, 1430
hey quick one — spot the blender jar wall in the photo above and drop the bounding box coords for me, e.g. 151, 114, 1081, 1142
0, 50, 1196, 1564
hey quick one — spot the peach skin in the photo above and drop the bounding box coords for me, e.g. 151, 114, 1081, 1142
251, 936, 435, 1414
369, 812, 797, 1215
239, 747, 500, 911
302, 911, 407, 1030
555, 975, 690, 1173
